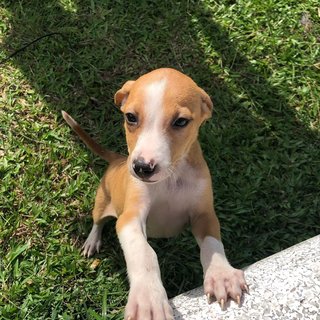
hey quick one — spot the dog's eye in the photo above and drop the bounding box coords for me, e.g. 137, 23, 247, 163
125, 113, 138, 125
172, 117, 190, 128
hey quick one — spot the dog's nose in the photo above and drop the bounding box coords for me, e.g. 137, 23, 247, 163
132, 157, 156, 179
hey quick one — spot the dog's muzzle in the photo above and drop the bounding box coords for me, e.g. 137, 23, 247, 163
132, 157, 159, 180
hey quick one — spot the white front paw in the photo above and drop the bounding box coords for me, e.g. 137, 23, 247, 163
204, 263, 248, 308
125, 280, 174, 320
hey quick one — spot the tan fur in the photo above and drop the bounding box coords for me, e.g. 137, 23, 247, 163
62, 111, 125, 163
65, 68, 217, 236
63, 68, 246, 320
115, 69, 213, 160
64, 67, 221, 247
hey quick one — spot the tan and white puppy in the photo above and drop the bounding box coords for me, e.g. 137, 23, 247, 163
62, 68, 247, 320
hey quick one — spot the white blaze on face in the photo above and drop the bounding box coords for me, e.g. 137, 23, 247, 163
131, 78, 171, 172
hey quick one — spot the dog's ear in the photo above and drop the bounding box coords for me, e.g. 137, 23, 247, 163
114, 80, 135, 107
199, 87, 213, 121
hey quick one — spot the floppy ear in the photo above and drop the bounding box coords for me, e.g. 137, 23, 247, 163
114, 80, 135, 107
198, 87, 213, 121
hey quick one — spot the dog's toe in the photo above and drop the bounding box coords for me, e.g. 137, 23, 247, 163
125, 279, 173, 320
82, 238, 101, 257
81, 224, 103, 257
204, 265, 247, 308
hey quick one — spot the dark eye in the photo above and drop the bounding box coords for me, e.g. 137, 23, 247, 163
125, 113, 138, 125
172, 117, 190, 128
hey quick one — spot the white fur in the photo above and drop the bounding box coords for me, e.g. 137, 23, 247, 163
146, 159, 207, 237
118, 219, 173, 319
199, 236, 246, 301
129, 158, 207, 238
118, 220, 159, 280
131, 79, 171, 175
199, 236, 229, 273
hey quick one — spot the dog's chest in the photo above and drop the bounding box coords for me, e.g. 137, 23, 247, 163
146, 176, 206, 238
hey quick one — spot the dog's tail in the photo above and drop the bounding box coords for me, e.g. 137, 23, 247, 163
62, 111, 125, 163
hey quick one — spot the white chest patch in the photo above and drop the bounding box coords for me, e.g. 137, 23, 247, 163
145, 162, 207, 238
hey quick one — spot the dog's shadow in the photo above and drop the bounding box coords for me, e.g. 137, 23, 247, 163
3, 0, 319, 311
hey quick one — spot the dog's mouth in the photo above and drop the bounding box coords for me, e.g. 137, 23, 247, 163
130, 164, 171, 184
139, 177, 160, 184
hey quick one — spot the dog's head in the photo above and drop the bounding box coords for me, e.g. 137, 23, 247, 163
114, 68, 213, 183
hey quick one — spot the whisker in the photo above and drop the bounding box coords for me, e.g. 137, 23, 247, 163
167, 165, 178, 185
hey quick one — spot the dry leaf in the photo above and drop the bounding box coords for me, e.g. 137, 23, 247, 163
90, 258, 101, 270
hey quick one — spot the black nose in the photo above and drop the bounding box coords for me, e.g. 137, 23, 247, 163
133, 158, 156, 179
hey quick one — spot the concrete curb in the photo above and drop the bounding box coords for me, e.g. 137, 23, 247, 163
171, 235, 320, 319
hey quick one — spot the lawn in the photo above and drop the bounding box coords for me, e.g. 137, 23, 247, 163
0, 0, 319, 319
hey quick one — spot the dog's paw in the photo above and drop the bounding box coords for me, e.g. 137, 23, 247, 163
204, 264, 248, 309
125, 280, 174, 320
82, 238, 101, 257
81, 225, 102, 257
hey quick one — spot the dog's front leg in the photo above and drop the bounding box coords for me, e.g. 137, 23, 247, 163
191, 210, 248, 309
117, 212, 173, 320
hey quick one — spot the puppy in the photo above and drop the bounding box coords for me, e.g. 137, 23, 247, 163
62, 68, 247, 320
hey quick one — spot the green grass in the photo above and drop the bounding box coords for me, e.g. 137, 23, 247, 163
1, 0, 319, 318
